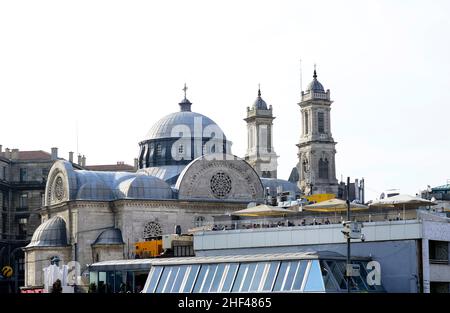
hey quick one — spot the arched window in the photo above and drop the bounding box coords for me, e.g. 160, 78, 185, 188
304, 112, 309, 134
178, 144, 184, 154
318, 158, 329, 179
318, 112, 325, 134
195, 216, 205, 227
156, 144, 162, 157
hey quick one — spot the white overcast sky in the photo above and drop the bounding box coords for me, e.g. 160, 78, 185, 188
1, 0, 449, 201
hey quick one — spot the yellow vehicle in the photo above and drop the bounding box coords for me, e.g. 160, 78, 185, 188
134, 239, 163, 258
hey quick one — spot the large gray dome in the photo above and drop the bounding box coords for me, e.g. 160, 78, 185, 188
138, 93, 232, 171
145, 111, 226, 141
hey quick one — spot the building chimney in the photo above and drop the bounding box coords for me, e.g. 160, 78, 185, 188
5, 148, 11, 159
0, 145, 2, 153
11, 149, 19, 160
51, 147, 58, 160
82, 155, 86, 167
69, 151, 74, 163
134, 158, 139, 170
77, 154, 82, 165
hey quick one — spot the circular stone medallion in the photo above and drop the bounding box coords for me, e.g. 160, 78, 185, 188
210, 172, 232, 199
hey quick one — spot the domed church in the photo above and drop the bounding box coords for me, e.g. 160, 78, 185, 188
24, 71, 337, 291
23, 83, 304, 289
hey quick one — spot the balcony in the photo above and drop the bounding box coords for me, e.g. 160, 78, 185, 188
9, 180, 46, 190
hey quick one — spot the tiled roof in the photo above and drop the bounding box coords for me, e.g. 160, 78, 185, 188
0, 150, 52, 161
84, 164, 135, 172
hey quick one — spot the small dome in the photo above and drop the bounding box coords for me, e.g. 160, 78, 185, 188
27, 216, 67, 248
306, 70, 325, 93
92, 228, 124, 245
252, 88, 268, 110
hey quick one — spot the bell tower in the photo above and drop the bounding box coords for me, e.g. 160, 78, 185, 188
296, 68, 338, 195
245, 86, 278, 178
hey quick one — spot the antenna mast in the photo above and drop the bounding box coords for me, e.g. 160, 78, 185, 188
76, 120, 79, 157
299, 59, 303, 93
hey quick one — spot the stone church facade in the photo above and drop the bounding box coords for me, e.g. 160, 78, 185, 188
23, 88, 296, 290
24, 70, 340, 290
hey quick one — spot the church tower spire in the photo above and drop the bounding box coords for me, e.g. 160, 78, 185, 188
296, 68, 338, 195
244, 85, 278, 178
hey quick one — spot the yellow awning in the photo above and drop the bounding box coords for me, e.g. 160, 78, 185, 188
303, 198, 368, 212
232, 204, 297, 217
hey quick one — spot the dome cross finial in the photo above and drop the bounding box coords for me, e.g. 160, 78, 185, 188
182, 83, 188, 99
313, 64, 317, 79
258, 83, 261, 97
179, 83, 192, 112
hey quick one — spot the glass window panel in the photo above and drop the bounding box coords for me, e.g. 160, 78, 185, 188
222, 263, 238, 292
327, 261, 347, 290
304, 260, 325, 292
358, 262, 377, 291
232, 264, 248, 292
193, 265, 208, 293
164, 267, 178, 293
89, 271, 98, 286
99, 272, 106, 283
262, 262, 279, 291
352, 274, 367, 291
283, 261, 299, 291
145, 267, 163, 293
114, 271, 123, 293
210, 264, 225, 293
105, 271, 115, 293
320, 261, 338, 292
201, 264, 218, 293
155, 267, 171, 293
182, 265, 200, 293
171, 265, 188, 293
273, 261, 289, 291
250, 262, 267, 292
292, 261, 308, 290
241, 263, 257, 292
98, 272, 107, 293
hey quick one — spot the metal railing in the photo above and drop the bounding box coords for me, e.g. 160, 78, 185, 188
203, 211, 421, 232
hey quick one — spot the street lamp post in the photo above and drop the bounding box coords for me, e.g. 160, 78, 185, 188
346, 176, 351, 293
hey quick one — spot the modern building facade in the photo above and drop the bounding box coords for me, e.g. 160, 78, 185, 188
192, 210, 450, 293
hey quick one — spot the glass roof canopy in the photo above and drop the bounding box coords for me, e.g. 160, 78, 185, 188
142, 253, 384, 293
